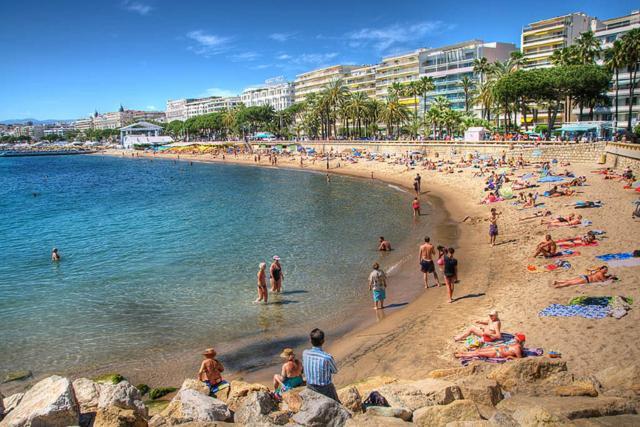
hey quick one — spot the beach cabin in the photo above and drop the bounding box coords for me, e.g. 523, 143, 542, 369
464, 127, 489, 142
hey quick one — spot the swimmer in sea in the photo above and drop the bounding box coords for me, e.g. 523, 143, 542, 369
378, 236, 391, 251
51, 248, 60, 262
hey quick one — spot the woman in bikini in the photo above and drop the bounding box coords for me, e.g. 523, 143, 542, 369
552, 266, 614, 288
453, 310, 502, 343
255, 262, 268, 304
544, 214, 583, 227
273, 348, 303, 395
455, 334, 525, 359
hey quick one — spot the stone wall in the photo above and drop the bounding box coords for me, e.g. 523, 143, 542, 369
605, 142, 640, 169
299, 141, 607, 164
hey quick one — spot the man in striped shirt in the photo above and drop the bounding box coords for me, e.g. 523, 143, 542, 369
302, 328, 340, 402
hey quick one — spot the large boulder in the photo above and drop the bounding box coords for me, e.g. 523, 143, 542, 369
337, 387, 362, 413
345, 413, 411, 426
573, 414, 640, 426
455, 378, 503, 407
223, 380, 269, 412
555, 381, 599, 397
511, 406, 573, 426
496, 395, 636, 420
412, 400, 482, 427
348, 376, 401, 399
0, 392, 4, 418
281, 387, 304, 413
178, 379, 210, 396
2, 394, 24, 416
98, 381, 148, 419
365, 406, 412, 421
73, 377, 104, 413
376, 379, 463, 411
427, 366, 478, 380
291, 388, 351, 427
94, 406, 149, 427
486, 358, 567, 392
445, 422, 491, 427
148, 389, 231, 426
596, 365, 640, 397
233, 391, 276, 425
0, 375, 79, 427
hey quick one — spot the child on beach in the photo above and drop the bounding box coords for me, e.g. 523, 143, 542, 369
443, 248, 458, 303
368, 262, 387, 310
412, 197, 421, 217
489, 208, 501, 247
198, 348, 230, 398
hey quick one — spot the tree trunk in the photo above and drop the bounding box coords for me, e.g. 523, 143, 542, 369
579, 102, 584, 122
627, 65, 637, 131
522, 99, 529, 132
614, 69, 619, 126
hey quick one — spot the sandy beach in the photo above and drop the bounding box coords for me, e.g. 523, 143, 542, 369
97, 147, 640, 389
2, 146, 638, 401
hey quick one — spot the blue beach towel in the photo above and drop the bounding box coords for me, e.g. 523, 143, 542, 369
538, 304, 610, 319
596, 252, 634, 262
538, 176, 565, 183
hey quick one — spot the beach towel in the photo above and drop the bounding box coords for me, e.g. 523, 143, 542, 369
538, 176, 565, 183
538, 304, 611, 319
459, 348, 543, 366
596, 252, 634, 261
549, 249, 581, 259
544, 260, 572, 271
557, 240, 598, 248
605, 258, 640, 268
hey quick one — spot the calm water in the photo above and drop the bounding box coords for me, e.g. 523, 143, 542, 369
0, 155, 420, 377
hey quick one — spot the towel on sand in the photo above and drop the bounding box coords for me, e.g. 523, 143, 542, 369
540, 296, 632, 320
459, 348, 543, 366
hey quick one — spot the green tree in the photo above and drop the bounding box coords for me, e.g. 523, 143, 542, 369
417, 76, 435, 116
459, 75, 475, 113
621, 28, 640, 131
604, 40, 625, 126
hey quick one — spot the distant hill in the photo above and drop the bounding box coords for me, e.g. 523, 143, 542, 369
0, 118, 76, 125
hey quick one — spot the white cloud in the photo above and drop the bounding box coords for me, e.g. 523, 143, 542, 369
200, 87, 238, 98
269, 33, 295, 42
186, 30, 232, 57
229, 51, 260, 62
293, 52, 339, 65
122, 0, 153, 15
253, 64, 271, 70
347, 21, 454, 52
276, 53, 292, 60
146, 105, 157, 110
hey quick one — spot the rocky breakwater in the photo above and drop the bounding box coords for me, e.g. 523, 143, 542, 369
1, 359, 639, 426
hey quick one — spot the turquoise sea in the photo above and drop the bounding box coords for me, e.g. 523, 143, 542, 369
0, 155, 422, 378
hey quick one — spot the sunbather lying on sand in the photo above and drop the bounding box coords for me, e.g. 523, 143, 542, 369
552, 266, 616, 288
544, 214, 583, 227
480, 192, 502, 204
562, 176, 587, 187
520, 210, 552, 221
557, 231, 597, 247
454, 310, 502, 342
454, 334, 525, 359
547, 186, 575, 197
571, 200, 603, 209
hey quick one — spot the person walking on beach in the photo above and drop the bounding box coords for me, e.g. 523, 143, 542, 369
443, 248, 458, 303
419, 237, 440, 288
51, 248, 60, 262
415, 173, 422, 193
255, 262, 268, 304
489, 208, 501, 247
368, 262, 387, 310
412, 197, 421, 217
302, 329, 340, 402
270, 256, 283, 293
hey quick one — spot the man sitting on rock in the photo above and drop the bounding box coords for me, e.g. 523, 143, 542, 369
198, 348, 230, 399
302, 328, 340, 402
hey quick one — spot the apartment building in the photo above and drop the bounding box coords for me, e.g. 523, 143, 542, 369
73, 117, 94, 131
375, 48, 429, 109
345, 65, 377, 98
521, 12, 592, 69
93, 110, 131, 130
421, 40, 516, 112
590, 10, 640, 126
165, 96, 242, 122
241, 77, 294, 111
293, 65, 359, 103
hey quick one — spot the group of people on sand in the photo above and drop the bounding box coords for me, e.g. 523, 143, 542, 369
419, 236, 458, 303
452, 310, 527, 359
254, 256, 284, 304
198, 328, 341, 402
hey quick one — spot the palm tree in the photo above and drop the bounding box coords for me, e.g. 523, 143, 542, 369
424, 107, 441, 140
403, 80, 422, 119
417, 76, 435, 116
473, 57, 490, 84
604, 40, 625, 127
621, 28, 640, 131
388, 82, 404, 99
575, 31, 602, 64
550, 46, 579, 66
475, 80, 494, 121
323, 79, 349, 137
365, 98, 384, 138
348, 92, 369, 138
508, 51, 528, 70
459, 76, 475, 113
221, 108, 238, 138
381, 96, 409, 139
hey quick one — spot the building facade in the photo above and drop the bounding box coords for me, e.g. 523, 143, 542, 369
375, 49, 429, 110
73, 118, 94, 131
421, 40, 516, 112
241, 77, 294, 111
165, 99, 188, 122
345, 65, 377, 98
293, 65, 359, 103
165, 96, 242, 121
521, 12, 593, 69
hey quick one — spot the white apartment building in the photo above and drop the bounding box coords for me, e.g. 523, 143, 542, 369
375, 48, 429, 108
589, 10, 640, 126
93, 111, 130, 130
165, 96, 242, 121
421, 40, 516, 112
521, 12, 593, 69
293, 65, 359, 103
73, 117, 94, 131
241, 77, 294, 111
345, 65, 377, 98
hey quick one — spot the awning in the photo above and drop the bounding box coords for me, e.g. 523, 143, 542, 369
560, 124, 597, 132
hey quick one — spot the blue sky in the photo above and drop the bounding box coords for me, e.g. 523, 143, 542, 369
1, 0, 637, 120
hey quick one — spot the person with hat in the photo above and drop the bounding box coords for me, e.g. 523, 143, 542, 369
198, 348, 230, 397
453, 310, 502, 343
455, 333, 525, 359
270, 256, 283, 293
273, 348, 303, 395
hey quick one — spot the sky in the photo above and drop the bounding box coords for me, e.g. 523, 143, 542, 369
1, 0, 637, 120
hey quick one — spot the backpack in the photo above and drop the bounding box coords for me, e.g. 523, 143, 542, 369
362, 391, 389, 410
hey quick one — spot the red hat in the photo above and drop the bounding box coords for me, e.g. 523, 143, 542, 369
515, 333, 526, 342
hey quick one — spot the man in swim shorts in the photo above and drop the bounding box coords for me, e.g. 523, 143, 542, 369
533, 234, 557, 258
419, 236, 440, 288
